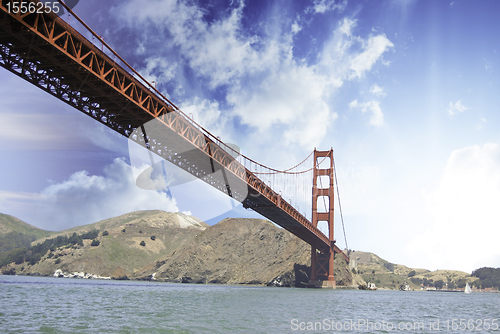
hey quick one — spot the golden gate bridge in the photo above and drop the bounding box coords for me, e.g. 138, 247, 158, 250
0, 0, 349, 287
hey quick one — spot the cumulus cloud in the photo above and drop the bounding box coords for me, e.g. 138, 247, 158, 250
226, 61, 335, 148
348, 35, 394, 79
9, 158, 179, 231
225, 17, 391, 147
349, 100, 384, 127
114, 0, 393, 153
408, 143, 500, 272
447, 100, 467, 115
370, 83, 386, 97
117, 0, 263, 90
139, 55, 177, 87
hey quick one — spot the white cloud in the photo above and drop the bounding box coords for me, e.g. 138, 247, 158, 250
2, 158, 179, 231
319, 19, 394, 84
180, 99, 227, 138
447, 100, 467, 115
224, 17, 391, 147
308, 0, 347, 14
116, 0, 264, 90
114, 1, 393, 152
338, 17, 356, 36
139, 56, 177, 87
349, 100, 384, 127
226, 61, 335, 148
291, 21, 302, 34
349, 35, 394, 79
408, 143, 500, 272
370, 83, 386, 97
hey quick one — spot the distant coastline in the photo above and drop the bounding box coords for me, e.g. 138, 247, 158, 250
1, 211, 500, 291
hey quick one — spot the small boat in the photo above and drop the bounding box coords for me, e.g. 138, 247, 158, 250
464, 282, 472, 294
400, 281, 411, 291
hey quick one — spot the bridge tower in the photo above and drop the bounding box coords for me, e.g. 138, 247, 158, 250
310, 149, 336, 288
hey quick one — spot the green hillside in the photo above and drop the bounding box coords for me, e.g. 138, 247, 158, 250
0, 213, 52, 239
0, 213, 52, 260
2, 210, 208, 278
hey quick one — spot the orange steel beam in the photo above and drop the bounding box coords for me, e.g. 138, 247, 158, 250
0, 0, 343, 255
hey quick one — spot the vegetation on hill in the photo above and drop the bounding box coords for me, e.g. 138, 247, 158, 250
472, 267, 500, 289
0, 213, 53, 260
0, 232, 37, 252
3, 211, 208, 278
0, 230, 98, 268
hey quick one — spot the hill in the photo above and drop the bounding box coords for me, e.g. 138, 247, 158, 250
34, 210, 207, 242
0, 211, 208, 278
351, 251, 478, 290
135, 218, 354, 287
0, 213, 53, 265
2, 211, 207, 279
0, 211, 355, 287
472, 267, 500, 289
0, 213, 52, 239
4, 211, 494, 290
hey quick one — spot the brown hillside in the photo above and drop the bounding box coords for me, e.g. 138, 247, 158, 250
135, 218, 353, 287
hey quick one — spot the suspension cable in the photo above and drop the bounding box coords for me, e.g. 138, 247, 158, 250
332, 155, 348, 250
253, 154, 330, 175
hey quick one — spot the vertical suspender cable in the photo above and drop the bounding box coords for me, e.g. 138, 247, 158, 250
332, 155, 348, 250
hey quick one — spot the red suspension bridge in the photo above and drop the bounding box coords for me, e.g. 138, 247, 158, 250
0, 0, 349, 287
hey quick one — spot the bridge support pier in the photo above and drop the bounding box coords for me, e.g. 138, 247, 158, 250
309, 149, 336, 288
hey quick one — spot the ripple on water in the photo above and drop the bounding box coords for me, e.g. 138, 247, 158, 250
1, 276, 500, 333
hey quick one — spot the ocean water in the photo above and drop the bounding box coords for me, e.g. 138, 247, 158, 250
0, 275, 499, 333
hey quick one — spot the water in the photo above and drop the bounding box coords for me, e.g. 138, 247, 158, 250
1, 276, 499, 333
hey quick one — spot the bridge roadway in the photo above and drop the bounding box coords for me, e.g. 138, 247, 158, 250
0, 1, 347, 261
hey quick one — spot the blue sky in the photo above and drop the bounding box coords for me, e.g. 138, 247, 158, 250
1, 0, 500, 272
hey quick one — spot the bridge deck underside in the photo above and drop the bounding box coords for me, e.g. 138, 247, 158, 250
0, 4, 347, 261
0, 11, 154, 136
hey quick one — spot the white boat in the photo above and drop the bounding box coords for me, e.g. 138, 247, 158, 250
464, 282, 472, 294
400, 281, 411, 291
